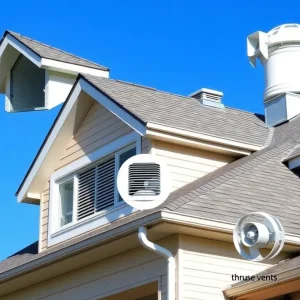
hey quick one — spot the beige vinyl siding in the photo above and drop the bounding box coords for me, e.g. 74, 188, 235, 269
179, 235, 288, 300
39, 181, 50, 251
151, 140, 234, 191
57, 100, 134, 169
2, 236, 178, 300
40, 101, 152, 251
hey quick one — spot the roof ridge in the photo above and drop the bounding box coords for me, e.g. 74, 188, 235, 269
84, 74, 265, 117
7, 31, 109, 70
114, 79, 157, 91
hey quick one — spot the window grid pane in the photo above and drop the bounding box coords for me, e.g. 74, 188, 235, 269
59, 179, 74, 227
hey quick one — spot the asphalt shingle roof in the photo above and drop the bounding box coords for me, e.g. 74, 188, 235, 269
3, 73, 300, 280
228, 249, 300, 289
83, 74, 269, 147
5, 31, 109, 71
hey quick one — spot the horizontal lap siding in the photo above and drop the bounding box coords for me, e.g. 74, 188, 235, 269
39, 101, 136, 252
39, 181, 49, 251
58, 101, 133, 169
3, 236, 178, 300
152, 141, 233, 192
179, 235, 286, 300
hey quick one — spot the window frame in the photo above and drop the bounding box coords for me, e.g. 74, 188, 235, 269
48, 132, 141, 246
57, 175, 77, 228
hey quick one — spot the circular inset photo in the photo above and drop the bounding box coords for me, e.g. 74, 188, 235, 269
117, 154, 171, 210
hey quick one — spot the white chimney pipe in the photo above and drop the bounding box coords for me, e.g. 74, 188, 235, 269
138, 226, 175, 300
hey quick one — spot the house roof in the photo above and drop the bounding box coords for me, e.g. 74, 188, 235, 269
84, 74, 269, 147
4, 31, 109, 71
5, 107, 300, 278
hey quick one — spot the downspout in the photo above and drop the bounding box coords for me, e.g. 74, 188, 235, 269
138, 226, 175, 300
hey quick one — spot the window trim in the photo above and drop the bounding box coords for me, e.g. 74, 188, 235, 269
48, 132, 141, 246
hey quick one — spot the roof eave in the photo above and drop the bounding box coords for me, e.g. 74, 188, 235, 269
146, 122, 262, 156
223, 267, 300, 299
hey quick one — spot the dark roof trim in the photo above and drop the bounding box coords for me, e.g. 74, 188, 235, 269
1, 30, 41, 58
80, 74, 146, 126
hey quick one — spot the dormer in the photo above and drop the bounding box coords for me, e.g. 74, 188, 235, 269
0, 31, 109, 112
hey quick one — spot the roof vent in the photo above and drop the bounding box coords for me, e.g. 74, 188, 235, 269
247, 23, 300, 126
189, 88, 224, 108
117, 154, 171, 210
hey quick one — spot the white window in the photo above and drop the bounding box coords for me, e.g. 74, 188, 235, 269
57, 145, 136, 229
48, 132, 141, 246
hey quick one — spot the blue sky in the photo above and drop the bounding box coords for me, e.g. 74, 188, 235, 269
0, 0, 298, 260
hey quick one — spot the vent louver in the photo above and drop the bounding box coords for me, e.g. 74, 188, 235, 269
77, 157, 115, 220
128, 163, 161, 197
189, 88, 224, 108
117, 154, 171, 210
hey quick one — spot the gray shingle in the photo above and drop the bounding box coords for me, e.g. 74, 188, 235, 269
229, 255, 300, 289
3, 75, 300, 279
6, 31, 109, 71
1, 112, 300, 278
82, 74, 269, 147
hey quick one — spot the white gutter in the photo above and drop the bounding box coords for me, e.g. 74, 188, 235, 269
138, 226, 175, 300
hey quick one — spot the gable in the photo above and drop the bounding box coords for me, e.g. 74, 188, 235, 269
57, 100, 134, 169
39, 100, 139, 251
16, 77, 147, 204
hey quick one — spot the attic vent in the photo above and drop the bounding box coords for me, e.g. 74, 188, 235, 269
128, 163, 161, 196
189, 88, 224, 108
117, 154, 171, 210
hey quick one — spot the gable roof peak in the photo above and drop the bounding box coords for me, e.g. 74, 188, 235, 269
4, 30, 109, 71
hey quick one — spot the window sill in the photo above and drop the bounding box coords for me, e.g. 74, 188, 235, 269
48, 203, 137, 247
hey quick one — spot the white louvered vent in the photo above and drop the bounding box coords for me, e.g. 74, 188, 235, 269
117, 154, 171, 210
77, 157, 115, 220
128, 163, 161, 196
189, 88, 224, 108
